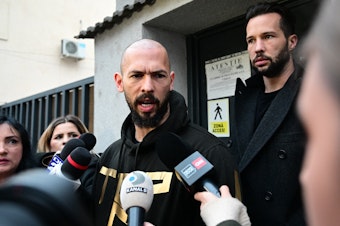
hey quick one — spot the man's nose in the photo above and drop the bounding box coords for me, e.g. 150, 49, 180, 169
254, 39, 265, 53
141, 75, 155, 92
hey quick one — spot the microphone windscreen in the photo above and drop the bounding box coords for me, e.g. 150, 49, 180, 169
120, 171, 154, 212
156, 132, 193, 169
61, 147, 91, 180
59, 139, 86, 160
79, 133, 97, 150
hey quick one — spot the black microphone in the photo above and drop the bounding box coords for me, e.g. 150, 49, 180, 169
50, 147, 91, 189
47, 138, 86, 172
120, 171, 154, 226
59, 138, 87, 160
61, 147, 92, 180
156, 132, 221, 197
79, 133, 97, 151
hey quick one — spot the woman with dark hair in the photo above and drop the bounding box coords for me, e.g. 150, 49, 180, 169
0, 115, 35, 184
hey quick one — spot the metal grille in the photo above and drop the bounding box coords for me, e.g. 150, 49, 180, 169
0, 77, 94, 151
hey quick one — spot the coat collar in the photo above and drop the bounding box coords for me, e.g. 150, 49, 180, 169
235, 66, 303, 171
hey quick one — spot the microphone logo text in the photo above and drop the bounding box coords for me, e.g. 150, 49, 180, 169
181, 164, 196, 179
181, 156, 207, 179
192, 157, 206, 170
125, 186, 148, 194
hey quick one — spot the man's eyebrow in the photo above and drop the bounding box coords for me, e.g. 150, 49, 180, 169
128, 69, 168, 74
151, 70, 168, 74
262, 31, 277, 36
128, 70, 144, 74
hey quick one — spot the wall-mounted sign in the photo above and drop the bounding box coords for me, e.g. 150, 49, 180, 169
207, 98, 230, 137
205, 50, 251, 137
205, 50, 251, 100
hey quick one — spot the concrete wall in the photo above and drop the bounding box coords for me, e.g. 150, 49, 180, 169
0, 0, 116, 104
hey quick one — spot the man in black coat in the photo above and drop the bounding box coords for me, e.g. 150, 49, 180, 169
229, 2, 307, 225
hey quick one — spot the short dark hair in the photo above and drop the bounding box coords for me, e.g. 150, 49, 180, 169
245, 2, 296, 38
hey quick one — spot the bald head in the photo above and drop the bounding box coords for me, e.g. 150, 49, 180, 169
121, 39, 170, 74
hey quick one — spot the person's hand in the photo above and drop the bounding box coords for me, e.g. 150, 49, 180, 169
194, 185, 232, 207
144, 222, 154, 226
194, 185, 251, 226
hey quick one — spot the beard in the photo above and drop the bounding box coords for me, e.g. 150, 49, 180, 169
125, 92, 170, 128
252, 43, 291, 78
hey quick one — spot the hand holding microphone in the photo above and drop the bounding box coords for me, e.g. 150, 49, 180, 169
156, 132, 221, 197
49, 147, 92, 189
194, 185, 251, 226
47, 138, 86, 172
47, 132, 96, 172
120, 171, 154, 226
47, 133, 96, 190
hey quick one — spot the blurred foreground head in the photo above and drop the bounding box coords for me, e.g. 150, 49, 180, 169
0, 169, 93, 226
298, 1, 340, 226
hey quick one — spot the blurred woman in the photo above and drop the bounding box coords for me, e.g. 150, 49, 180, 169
37, 114, 89, 153
35, 115, 89, 167
0, 115, 35, 184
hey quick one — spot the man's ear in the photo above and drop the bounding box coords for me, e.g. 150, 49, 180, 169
288, 34, 298, 51
169, 71, 175, 91
114, 73, 124, 92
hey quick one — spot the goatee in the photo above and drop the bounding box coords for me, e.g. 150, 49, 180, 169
127, 92, 170, 128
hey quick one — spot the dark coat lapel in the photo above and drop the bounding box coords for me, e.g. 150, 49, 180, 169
234, 78, 259, 160
237, 73, 302, 172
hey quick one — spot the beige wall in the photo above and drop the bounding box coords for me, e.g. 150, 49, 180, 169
0, 0, 115, 104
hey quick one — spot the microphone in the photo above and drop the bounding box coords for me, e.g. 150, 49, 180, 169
61, 147, 92, 180
120, 171, 154, 226
50, 147, 92, 189
59, 138, 87, 160
156, 132, 221, 197
79, 133, 97, 151
47, 138, 86, 172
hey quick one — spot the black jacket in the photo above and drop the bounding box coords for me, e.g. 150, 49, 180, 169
92, 91, 240, 226
229, 66, 306, 226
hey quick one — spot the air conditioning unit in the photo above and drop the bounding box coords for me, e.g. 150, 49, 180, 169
61, 39, 86, 60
